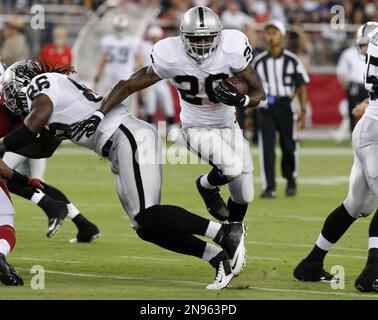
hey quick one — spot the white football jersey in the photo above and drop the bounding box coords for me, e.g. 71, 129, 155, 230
364, 29, 378, 119
151, 29, 253, 127
26, 72, 130, 156
100, 33, 143, 80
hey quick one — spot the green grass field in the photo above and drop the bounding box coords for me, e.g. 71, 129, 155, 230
2, 140, 378, 300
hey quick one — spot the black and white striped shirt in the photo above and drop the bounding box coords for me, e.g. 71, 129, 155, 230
252, 49, 309, 99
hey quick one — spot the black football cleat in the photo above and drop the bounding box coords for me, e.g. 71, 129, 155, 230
69, 222, 100, 244
260, 189, 276, 198
355, 264, 378, 292
0, 253, 23, 286
196, 176, 229, 221
215, 222, 246, 276
39, 197, 68, 238
293, 259, 338, 283
285, 180, 297, 197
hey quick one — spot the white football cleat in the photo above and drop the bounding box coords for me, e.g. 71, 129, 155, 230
206, 259, 234, 290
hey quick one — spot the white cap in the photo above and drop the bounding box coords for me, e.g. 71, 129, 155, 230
147, 26, 163, 38
265, 20, 286, 36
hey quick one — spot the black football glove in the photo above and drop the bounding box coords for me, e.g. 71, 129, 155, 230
71, 111, 104, 142
214, 80, 247, 107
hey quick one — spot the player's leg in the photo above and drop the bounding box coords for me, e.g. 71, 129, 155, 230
257, 109, 277, 198
227, 136, 254, 222
0, 182, 23, 286
277, 103, 298, 196
294, 152, 376, 282
156, 82, 178, 141
182, 126, 243, 221
144, 86, 157, 124
112, 117, 243, 287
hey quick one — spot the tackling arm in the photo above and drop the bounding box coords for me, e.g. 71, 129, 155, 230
99, 65, 161, 115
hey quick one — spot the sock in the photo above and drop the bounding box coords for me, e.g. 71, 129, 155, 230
200, 175, 216, 190
207, 167, 230, 186
67, 203, 80, 219
227, 197, 248, 222
204, 221, 222, 240
136, 228, 207, 259
307, 204, 356, 262
0, 225, 16, 256
6, 181, 35, 199
367, 210, 378, 264
209, 250, 229, 268
202, 243, 223, 262
72, 214, 92, 229
42, 183, 70, 203
30, 191, 45, 204
135, 205, 210, 236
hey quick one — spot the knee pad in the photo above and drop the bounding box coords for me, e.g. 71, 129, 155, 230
343, 199, 375, 219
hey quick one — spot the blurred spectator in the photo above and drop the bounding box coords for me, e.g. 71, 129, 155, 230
221, 0, 255, 30
0, 16, 30, 66
39, 25, 72, 68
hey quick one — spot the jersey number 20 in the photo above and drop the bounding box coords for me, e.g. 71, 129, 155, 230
174, 73, 228, 105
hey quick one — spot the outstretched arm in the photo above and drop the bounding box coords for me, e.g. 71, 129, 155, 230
71, 66, 162, 141
99, 65, 161, 115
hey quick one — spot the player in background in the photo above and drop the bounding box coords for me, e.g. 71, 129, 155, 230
93, 13, 144, 116
140, 26, 179, 142
0, 61, 99, 242
0, 155, 45, 286
0, 59, 247, 290
293, 22, 378, 293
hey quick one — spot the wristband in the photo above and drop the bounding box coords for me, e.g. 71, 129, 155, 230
242, 95, 250, 107
94, 111, 105, 120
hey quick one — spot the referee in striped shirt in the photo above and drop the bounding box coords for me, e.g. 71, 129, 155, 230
251, 20, 309, 198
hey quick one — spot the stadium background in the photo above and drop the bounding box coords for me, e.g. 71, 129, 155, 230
1, 0, 378, 300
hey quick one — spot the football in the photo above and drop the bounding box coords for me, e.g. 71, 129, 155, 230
226, 77, 250, 95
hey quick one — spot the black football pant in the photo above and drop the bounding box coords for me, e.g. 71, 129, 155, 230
257, 100, 298, 192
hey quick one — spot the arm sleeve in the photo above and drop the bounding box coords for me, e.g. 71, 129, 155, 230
150, 44, 170, 79
230, 33, 254, 74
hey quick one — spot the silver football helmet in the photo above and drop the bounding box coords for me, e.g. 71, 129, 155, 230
112, 13, 129, 36
356, 21, 378, 58
2, 60, 32, 116
180, 6, 222, 64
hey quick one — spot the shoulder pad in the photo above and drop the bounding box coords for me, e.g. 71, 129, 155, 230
221, 29, 250, 55
152, 37, 181, 65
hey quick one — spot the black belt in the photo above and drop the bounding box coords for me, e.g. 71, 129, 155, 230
102, 138, 113, 158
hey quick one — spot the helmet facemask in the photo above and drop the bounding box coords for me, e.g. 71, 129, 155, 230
181, 33, 221, 63
2, 77, 29, 116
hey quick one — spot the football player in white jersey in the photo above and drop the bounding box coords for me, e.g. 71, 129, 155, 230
0, 59, 247, 290
73, 6, 266, 250
93, 13, 144, 115
294, 22, 378, 293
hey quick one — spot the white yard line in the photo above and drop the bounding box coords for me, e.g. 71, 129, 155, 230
14, 257, 81, 264
120, 256, 181, 262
